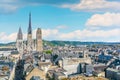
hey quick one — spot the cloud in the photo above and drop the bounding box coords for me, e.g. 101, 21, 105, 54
58, 29, 120, 42
42, 28, 120, 42
0, 0, 19, 14
0, 28, 120, 43
1, 0, 120, 14
32, 29, 59, 40
0, 32, 17, 43
61, 0, 120, 12
86, 12, 120, 28
0, 0, 79, 14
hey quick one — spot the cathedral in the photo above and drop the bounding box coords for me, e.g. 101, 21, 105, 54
16, 13, 43, 54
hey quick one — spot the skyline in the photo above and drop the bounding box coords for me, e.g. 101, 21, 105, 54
0, 0, 120, 43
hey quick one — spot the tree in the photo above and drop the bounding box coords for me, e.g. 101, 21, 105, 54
44, 50, 52, 54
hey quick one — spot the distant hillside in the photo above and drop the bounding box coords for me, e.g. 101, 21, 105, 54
0, 40, 120, 47
0, 42, 16, 46
45, 40, 120, 46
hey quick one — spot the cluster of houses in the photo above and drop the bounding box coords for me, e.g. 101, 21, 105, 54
0, 44, 120, 80
14, 44, 119, 80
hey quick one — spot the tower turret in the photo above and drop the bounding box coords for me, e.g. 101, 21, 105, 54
17, 27, 23, 40
16, 27, 23, 54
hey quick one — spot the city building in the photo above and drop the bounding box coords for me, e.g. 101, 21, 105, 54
106, 68, 120, 80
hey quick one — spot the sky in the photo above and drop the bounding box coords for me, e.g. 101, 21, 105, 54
0, 0, 120, 43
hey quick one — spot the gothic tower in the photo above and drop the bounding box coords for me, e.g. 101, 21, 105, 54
36, 28, 43, 52
27, 12, 33, 52
16, 27, 23, 53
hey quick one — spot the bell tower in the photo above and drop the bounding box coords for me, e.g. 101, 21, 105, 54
36, 28, 43, 52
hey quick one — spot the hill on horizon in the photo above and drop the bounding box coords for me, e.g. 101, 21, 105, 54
0, 40, 120, 47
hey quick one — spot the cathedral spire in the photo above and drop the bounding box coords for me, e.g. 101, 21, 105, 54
28, 12, 32, 34
27, 12, 33, 52
17, 27, 23, 40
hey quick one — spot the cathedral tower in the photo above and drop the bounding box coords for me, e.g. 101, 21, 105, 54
36, 28, 43, 52
16, 27, 23, 53
27, 12, 33, 52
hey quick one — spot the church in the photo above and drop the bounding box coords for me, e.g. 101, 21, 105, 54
16, 12, 43, 54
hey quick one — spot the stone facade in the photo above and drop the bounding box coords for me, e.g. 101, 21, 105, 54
36, 28, 43, 52
27, 34, 33, 52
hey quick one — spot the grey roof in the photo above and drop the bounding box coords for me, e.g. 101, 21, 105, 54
116, 49, 120, 53
54, 72, 65, 76
11, 50, 19, 54
31, 76, 41, 80
44, 54, 52, 59
25, 65, 34, 75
